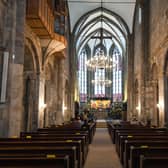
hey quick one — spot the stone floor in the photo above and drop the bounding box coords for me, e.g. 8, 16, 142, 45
84, 128, 123, 168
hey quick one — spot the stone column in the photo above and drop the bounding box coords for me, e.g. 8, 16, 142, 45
49, 83, 57, 125
127, 34, 134, 120
8, 0, 26, 137
151, 80, 159, 126
158, 72, 165, 127
38, 73, 45, 128
56, 59, 64, 124
31, 72, 40, 130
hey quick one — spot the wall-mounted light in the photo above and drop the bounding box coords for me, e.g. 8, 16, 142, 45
62, 100, 67, 117
42, 103, 47, 109
136, 104, 141, 118
136, 106, 140, 111
64, 106, 67, 110
39, 100, 47, 111
157, 103, 160, 108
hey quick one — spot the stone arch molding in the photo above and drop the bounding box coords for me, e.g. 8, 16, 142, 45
25, 26, 42, 73
25, 38, 41, 74
23, 36, 43, 131
72, 7, 130, 56
43, 39, 66, 67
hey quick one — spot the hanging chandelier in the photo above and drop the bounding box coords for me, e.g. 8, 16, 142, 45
86, 0, 116, 71
86, 50, 115, 70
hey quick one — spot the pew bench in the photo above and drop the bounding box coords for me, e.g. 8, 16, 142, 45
21, 131, 89, 146
140, 155, 168, 168
124, 140, 168, 168
129, 146, 168, 168
37, 121, 96, 144
115, 129, 167, 145
20, 135, 88, 162
116, 131, 168, 156
119, 135, 168, 161
0, 140, 82, 168
0, 155, 70, 168
0, 146, 77, 168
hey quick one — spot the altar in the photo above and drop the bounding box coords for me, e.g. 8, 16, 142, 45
93, 109, 108, 119
90, 98, 110, 119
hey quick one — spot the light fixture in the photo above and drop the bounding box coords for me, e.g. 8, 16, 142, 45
86, 50, 115, 70
136, 106, 140, 111
86, 0, 117, 71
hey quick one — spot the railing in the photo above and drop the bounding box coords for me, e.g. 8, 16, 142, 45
26, 0, 67, 45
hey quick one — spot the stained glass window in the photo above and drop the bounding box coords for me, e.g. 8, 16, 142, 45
78, 50, 87, 102
94, 47, 106, 97
112, 48, 122, 102
94, 68, 105, 97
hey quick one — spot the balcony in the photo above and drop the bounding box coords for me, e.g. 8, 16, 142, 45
26, 0, 66, 45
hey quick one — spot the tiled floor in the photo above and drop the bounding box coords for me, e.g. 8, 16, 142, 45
84, 128, 123, 168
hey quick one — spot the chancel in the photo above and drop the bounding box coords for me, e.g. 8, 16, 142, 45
0, 0, 168, 168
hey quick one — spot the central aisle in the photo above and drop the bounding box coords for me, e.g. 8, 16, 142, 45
84, 128, 122, 168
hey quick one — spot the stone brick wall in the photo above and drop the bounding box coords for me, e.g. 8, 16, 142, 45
134, 4, 143, 78
149, 0, 168, 59
130, 0, 168, 126
149, 0, 168, 126
0, 0, 72, 137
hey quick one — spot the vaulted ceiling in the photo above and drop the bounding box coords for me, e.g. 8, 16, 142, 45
67, 0, 136, 33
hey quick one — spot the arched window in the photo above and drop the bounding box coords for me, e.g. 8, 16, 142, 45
112, 47, 122, 102
94, 47, 105, 97
94, 68, 105, 96
78, 49, 87, 102
75, 8, 128, 103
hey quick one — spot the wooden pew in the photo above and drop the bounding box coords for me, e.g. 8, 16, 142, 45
115, 129, 167, 145
119, 135, 168, 162
129, 146, 168, 168
108, 124, 146, 143
21, 131, 89, 146
0, 155, 70, 168
38, 121, 96, 143
20, 133, 88, 162
123, 140, 168, 168
0, 140, 82, 168
37, 129, 93, 144
0, 146, 77, 168
140, 155, 168, 168
116, 131, 168, 155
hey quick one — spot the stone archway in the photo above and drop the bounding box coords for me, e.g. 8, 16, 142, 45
44, 52, 65, 126
23, 44, 40, 131
164, 50, 168, 125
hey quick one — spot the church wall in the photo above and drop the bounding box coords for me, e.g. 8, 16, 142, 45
131, 0, 168, 126
0, 0, 26, 137
0, 0, 72, 137
148, 0, 168, 126
132, 1, 144, 121
0, 0, 8, 137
